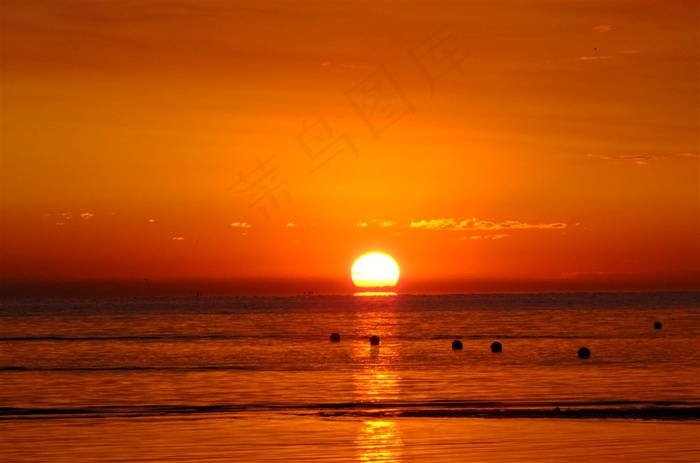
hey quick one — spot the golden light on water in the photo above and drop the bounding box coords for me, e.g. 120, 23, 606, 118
357, 420, 402, 463
354, 370, 401, 403
354, 366, 403, 462
354, 291, 398, 297
353, 305, 403, 462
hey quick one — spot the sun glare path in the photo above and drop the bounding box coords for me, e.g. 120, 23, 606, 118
354, 291, 398, 297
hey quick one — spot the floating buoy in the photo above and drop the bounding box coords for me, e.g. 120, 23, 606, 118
330, 332, 341, 342
369, 335, 380, 346
653, 321, 662, 330
452, 339, 463, 350
578, 347, 591, 359
491, 341, 502, 353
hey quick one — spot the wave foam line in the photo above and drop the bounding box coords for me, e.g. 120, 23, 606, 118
1, 401, 698, 421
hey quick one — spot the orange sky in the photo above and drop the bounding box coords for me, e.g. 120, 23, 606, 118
2, 1, 698, 296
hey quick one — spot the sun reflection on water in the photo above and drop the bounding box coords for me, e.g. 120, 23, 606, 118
354, 292, 398, 297
354, 369, 400, 402
356, 419, 402, 463
354, 366, 404, 462
353, 306, 403, 462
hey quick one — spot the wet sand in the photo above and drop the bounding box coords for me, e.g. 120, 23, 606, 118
2, 413, 699, 462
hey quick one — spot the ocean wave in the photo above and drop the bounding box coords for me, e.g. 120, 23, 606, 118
1, 401, 698, 421
1, 333, 631, 343
0, 365, 260, 372
427, 334, 618, 340
0, 334, 246, 342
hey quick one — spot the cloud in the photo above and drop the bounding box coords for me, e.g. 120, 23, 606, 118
148, 219, 155, 223
593, 24, 613, 33
592, 153, 698, 165
466, 234, 510, 240
497, 221, 566, 230
172, 236, 185, 241
286, 222, 295, 227
42, 212, 69, 224
80, 213, 95, 220
53, 213, 72, 224
589, 154, 658, 165
619, 155, 656, 163
230, 222, 251, 228
408, 218, 565, 231
409, 218, 459, 230
355, 220, 397, 228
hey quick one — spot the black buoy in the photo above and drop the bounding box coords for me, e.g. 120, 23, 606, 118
578, 347, 591, 359
452, 339, 463, 350
654, 321, 662, 330
490, 341, 502, 353
369, 335, 380, 346
330, 332, 341, 342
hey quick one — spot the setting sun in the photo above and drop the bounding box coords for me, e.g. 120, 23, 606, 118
351, 253, 400, 288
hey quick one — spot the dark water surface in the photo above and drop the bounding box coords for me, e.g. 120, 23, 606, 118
1, 292, 698, 462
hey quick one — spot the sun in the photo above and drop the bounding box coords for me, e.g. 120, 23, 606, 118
351, 252, 400, 288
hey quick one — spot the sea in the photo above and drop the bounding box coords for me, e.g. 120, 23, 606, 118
1, 292, 698, 462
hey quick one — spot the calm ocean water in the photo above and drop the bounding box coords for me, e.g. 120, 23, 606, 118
1, 292, 698, 462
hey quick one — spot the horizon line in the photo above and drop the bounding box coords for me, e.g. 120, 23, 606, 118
1, 275, 698, 299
